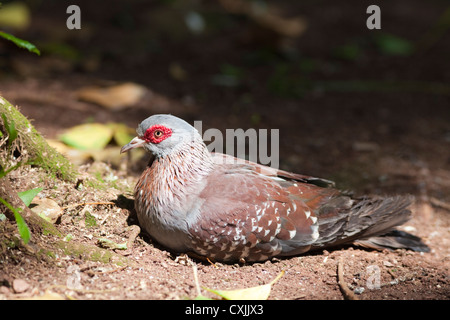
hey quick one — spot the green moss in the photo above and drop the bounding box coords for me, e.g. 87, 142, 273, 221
57, 241, 135, 266
84, 211, 97, 228
82, 177, 106, 190
0, 96, 78, 182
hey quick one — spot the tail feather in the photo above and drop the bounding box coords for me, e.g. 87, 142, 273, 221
312, 195, 429, 252
355, 230, 430, 252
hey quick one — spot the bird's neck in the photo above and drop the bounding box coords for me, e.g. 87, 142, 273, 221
135, 141, 214, 223
153, 141, 214, 189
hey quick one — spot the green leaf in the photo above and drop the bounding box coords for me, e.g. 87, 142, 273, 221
18, 187, 43, 207
0, 31, 40, 55
375, 33, 414, 56
204, 271, 284, 300
13, 207, 30, 244
0, 197, 31, 244
334, 43, 363, 61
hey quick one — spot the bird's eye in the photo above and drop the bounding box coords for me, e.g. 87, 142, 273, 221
154, 130, 163, 138
144, 124, 172, 144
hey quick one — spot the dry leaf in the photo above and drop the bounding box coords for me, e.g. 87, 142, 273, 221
205, 271, 284, 300
23, 291, 66, 300
59, 123, 114, 150
77, 82, 147, 110
47, 139, 92, 165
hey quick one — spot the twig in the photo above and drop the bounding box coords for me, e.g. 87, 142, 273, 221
85, 266, 127, 276
62, 201, 115, 210
337, 258, 359, 300
47, 284, 118, 293
207, 257, 219, 269
189, 260, 203, 298
430, 197, 450, 211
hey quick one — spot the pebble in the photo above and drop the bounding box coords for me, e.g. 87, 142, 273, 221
354, 287, 365, 295
383, 260, 394, 267
13, 279, 30, 293
31, 198, 62, 224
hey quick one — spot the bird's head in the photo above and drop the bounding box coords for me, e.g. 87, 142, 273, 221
121, 114, 203, 158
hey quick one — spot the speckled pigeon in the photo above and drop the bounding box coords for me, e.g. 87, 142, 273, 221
121, 114, 429, 262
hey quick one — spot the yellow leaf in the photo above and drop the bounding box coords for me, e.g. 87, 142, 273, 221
106, 122, 135, 146
20, 290, 66, 300
60, 123, 113, 150
0, 2, 31, 30
77, 83, 147, 110
47, 139, 92, 165
205, 270, 284, 300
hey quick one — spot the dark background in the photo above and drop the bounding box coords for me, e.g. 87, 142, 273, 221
1, 0, 449, 193
1, 0, 449, 300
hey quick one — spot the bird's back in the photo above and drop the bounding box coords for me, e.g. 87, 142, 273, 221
186, 153, 429, 262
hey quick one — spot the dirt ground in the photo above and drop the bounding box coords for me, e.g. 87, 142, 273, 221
0, 0, 449, 300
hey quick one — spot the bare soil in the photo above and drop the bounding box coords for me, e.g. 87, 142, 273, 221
0, 0, 449, 300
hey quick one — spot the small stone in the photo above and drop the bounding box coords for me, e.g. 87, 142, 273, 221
383, 260, 394, 267
354, 287, 365, 295
13, 279, 30, 293
0, 286, 11, 294
31, 198, 62, 224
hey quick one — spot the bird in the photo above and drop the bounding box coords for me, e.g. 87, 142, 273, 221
120, 114, 429, 262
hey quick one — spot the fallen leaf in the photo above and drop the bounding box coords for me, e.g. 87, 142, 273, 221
0, 2, 31, 30
60, 123, 113, 150
18, 187, 43, 207
106, 122, 135, 146
77, 82, 147, 110
205, 270, 284, 300
23, 291, 66, 300
51, 122, 137, 165
90, 146, 123, 167
46, 139, 92, 165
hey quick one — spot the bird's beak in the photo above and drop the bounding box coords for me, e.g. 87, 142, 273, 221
120, 136, 146, 153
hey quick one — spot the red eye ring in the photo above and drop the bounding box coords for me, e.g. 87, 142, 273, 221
143, 125, 172, 144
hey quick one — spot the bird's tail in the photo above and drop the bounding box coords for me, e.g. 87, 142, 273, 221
313, 195, 429, 252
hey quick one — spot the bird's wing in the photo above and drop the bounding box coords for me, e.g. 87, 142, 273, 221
210, 152, 336, 188
188, 162, 338, 262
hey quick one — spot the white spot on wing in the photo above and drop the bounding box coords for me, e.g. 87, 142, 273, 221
275, 223, 281, 234
311, 224, 319, 241
288, 229, 296, 239
305, 210, 311, 219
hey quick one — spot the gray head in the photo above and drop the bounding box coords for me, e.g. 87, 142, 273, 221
120, 114, 203, 157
